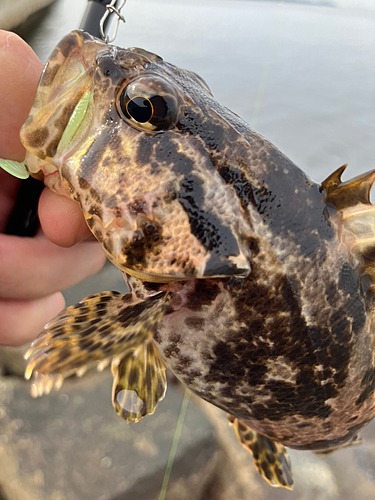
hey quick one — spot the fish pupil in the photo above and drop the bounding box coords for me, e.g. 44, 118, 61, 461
126, 97, 153, 123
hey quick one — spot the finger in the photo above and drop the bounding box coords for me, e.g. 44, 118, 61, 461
0, 234, 106, 300
0, 30, 43, 161
38, 188, 92, 247
0, 292, 66, 346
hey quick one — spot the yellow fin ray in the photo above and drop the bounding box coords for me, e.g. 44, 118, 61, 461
322, 166, 375, 292
25, 291, 170, 396
111, 341, 167, 423
227, 414, 293, 489
322, 165, 375, 210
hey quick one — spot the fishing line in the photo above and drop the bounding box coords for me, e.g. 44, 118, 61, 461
158, 389, 191, 500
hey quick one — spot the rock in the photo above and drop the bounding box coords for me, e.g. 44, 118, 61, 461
0, 372, 220, 500
0, 346, 28, 378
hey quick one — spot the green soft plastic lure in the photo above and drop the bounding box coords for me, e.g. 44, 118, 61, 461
0, 92, 91, 179
0, 158, 29, 179
1, 91, 91, 181
58, 90, 92, 152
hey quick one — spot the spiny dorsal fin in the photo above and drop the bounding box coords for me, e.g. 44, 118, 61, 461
322, 165, 375, 210
321, 164, 348, 192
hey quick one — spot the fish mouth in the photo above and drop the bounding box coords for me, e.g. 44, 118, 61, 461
22, 89, 94, 184
20, 30, 105, 173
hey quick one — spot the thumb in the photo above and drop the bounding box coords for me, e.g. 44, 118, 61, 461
0, 30, 43, 161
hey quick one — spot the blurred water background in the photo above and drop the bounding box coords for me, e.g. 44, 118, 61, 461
20, 0, 375, 187
0, 0, 374, 499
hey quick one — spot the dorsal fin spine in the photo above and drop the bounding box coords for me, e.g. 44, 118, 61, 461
322, 165, 375, 294
322, 165, 375, 210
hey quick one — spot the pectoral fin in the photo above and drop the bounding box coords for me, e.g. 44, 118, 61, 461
111, 341, 167, 423
227, 414, 293, 489
25, 291, 170, 397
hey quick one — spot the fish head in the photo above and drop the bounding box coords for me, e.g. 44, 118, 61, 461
21, 30, 252, 282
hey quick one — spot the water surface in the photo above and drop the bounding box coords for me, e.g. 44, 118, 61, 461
23, 0, 375, 185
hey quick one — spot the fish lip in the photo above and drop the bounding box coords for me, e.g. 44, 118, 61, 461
116, 266, 190, 283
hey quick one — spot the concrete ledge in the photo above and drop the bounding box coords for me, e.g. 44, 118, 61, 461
0, 372, 219, 500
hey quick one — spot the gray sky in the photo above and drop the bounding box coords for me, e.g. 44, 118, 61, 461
333, 0, 375, 8
268, 0, 375, 10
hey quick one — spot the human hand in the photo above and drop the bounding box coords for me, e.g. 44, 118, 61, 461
0, 31, 106, 346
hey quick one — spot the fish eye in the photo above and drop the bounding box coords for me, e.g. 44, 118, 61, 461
117, 75, 179, 132
126, 97, 153, 123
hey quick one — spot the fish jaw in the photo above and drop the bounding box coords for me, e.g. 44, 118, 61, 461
20, 31, 103, 184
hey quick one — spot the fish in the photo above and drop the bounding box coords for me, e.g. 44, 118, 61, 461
19, 29, 375, 489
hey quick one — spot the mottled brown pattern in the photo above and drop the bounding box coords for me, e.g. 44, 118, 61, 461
184, 316, 205, 330
20, 30, 375, 488
40, 64, 60, 87
25, 291, 170, 395
26, 127, 49, 148
113, 341, 167, 422
228, 414, 293, 488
